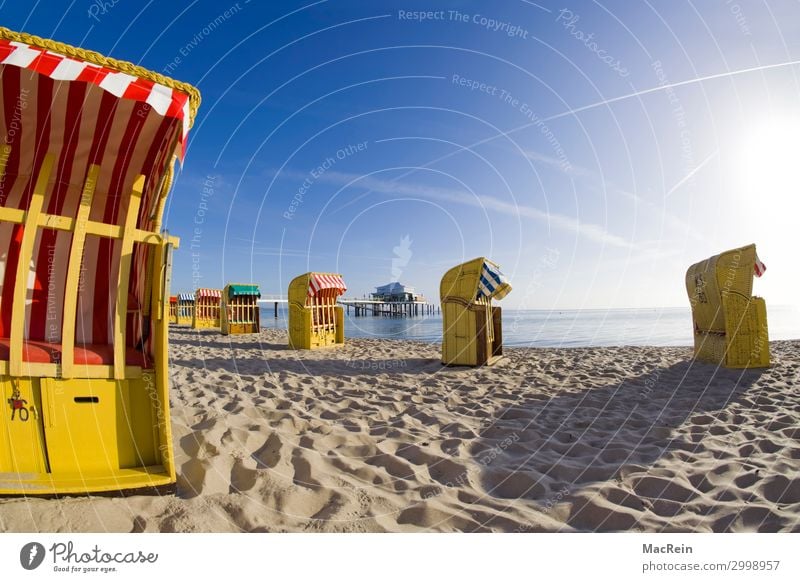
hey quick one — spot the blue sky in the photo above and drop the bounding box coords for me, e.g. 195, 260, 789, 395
4, 0, 799, 309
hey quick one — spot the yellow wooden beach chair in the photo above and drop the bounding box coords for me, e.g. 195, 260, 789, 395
192, 288, 222, 329
441, 257, 512, 366
176, 293, 195, 325
685, 243, 769, 368
0, 27, 200, 495
221, 284, 261, 335
169, 296, 178, 324
288, 273, 346, 349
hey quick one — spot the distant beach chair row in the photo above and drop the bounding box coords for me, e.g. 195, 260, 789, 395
0, 25, 772, 500
172, 243, 771, 372
169, 285, 261, 334
173, 258, 514, 366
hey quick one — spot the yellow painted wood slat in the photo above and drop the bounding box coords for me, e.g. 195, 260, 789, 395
1, 212, 169, 242
134, 231, 162, 244
39, 213, 74, 231
1, 361, 144, 379
151, 172, 170, 233
9, 154, 54, 376
142, 247, 154, 317
0, 206, 25, 224
148, 239, 172, 471
153, 241, 173, 323
60, 165, 100, 379
113, 175, 144, 379
85, 221, 122, 239
75, 223, 163, 243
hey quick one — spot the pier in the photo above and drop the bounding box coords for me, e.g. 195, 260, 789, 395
338, 298, 438, 317
257, 295, 440, 318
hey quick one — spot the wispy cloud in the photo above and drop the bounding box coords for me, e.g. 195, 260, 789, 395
541, 58, 800, 123
304, 170, 632, 248
522, 149, 593, 178
664, 150, 718, 198
519, 148, 703, 240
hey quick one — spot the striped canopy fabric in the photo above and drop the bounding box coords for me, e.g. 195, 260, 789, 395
308, 273, 347, 298
0, 28, 198, 350
228, 284, 260, 299
196, 288, 222, 300
178, 293, 195, 302
0, 36, 192, 159
476, 260, 512, 300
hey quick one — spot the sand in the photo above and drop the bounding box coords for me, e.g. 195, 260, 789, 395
1, 328, 798, 532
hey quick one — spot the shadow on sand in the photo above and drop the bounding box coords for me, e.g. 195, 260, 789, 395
468, 359, 768, 530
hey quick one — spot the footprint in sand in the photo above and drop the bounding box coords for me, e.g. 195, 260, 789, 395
252, 433, 282, 468
760, 474, 800, 504
229, 458, 258, 493
291, 451, 321, 489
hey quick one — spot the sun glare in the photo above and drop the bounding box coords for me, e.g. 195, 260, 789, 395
739, 114, 800, 202
734, 113, 800, 306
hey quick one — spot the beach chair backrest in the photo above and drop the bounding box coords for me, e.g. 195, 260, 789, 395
685, 244, 756, 333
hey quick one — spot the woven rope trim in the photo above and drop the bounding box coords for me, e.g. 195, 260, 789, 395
0, 26, 201, 127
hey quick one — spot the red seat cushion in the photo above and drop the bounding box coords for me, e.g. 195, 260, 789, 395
0, 339, 59, 363
0, 339, 148, 367
72, 343, 149, 367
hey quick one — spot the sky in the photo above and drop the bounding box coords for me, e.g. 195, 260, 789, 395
3, 0, 799, 310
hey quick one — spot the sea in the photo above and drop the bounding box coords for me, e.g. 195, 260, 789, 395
258, 305, 800, 348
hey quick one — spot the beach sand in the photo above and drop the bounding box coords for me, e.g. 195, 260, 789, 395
1, 329, 798, 532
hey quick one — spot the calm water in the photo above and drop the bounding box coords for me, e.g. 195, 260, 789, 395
258, 305, 800, 348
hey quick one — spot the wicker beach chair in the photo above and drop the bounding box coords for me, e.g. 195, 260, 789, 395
192, 288, 222, 329
176, 293, 195, 325
169, 296, 178, 324
685, 243, 769, 368
221, 284, 261, 335
0, 27, 199, 494
288, 273, 346, 349
441, 257, 511, 366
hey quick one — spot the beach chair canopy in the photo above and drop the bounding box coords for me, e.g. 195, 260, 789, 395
196, 288, 222, 300
169, 296, 178, 303
178, 293, 195, 302
227, 284, 261, 299
441, 257, 511, 303
0, 26, 199, 358
307, 273, 347, 298
0, 29, 197, 161
685, 243, 764, 333
476, 260, 511, 300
